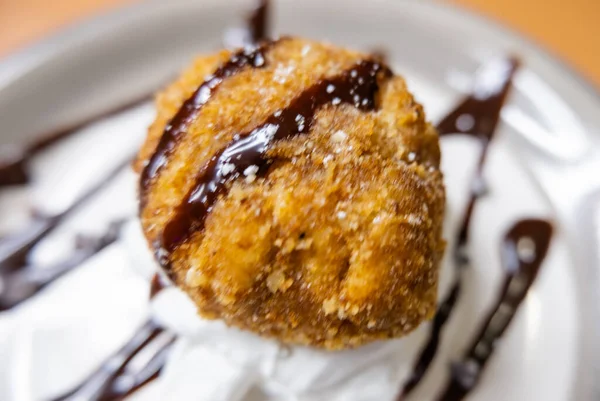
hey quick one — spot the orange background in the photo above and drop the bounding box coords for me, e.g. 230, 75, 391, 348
0, 0, 598, 89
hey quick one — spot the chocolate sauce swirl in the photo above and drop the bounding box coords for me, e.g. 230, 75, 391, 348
52, 319, 175, 401
438, 57, 521, 243
437, 219, 553, 401
51, 274, 174, 401
0, 220, 126, 311
399, 57, 520, 399
0, 94, 150, 188
149, 272, 170, 299
159, 60, 391, 263
248, 0, 270, 43
0, 152, 29, 186
139, 40, 279, 206
0, 157, 131, 281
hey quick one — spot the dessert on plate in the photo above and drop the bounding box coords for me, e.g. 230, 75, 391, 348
0, 1, 557, 400
135, 37, 446, 350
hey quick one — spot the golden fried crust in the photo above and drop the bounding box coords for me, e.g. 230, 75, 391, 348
137, 38, 445, 349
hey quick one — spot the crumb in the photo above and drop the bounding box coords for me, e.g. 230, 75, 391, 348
331, 130, 347, 143
244, 165, 259, 183
221, 162, 236, 176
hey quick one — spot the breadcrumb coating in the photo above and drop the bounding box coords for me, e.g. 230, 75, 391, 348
136, 38, 445, 349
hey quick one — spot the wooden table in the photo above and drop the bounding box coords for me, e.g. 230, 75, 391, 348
0, 0, 598, 89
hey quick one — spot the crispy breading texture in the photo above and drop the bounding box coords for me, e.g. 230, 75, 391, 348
136, 38, 445, 349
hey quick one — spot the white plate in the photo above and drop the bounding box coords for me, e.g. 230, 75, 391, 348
0, 0, 598, 400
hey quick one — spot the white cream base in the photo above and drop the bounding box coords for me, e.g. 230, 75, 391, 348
149, 287, 429, 401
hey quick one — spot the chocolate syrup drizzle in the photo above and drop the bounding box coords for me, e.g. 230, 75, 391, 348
248, 0, 270, 43
149, 272, 170, 299
52, 320, 175, 401
399, 57, 521, 399
0, 157, 133, 310
159, 60, 390, 262
0, 220, 126, 311
139, 40, 278, 207
0, 152, 29, 187
437, 219, 552, 401
0, 94, 150, 188
51, 274, 174, 401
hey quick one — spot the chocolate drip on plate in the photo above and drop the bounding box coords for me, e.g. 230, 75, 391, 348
0, 158, 131, 273
437, 219, 553, 401
438, 57, 520, 244
139, 40, 279, 207
0, 220, 126, 311
437, 57, 520, 139
149, 273, 171, 299
51, 275, 173, 401
158, 60, 391, 267
0, 157, 132, 309
51, 319, 176, 401
0, 94, 150, 188
248, 0, 270, 43
0, 151, 29, 186
400, 279, 461, 398
399, 57, 520, 399
51, 274, 173, 401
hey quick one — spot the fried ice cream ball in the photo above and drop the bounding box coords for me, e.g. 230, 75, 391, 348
135, 38, 445, 349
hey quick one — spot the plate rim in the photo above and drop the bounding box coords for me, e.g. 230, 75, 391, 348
0, 0, 598, 103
